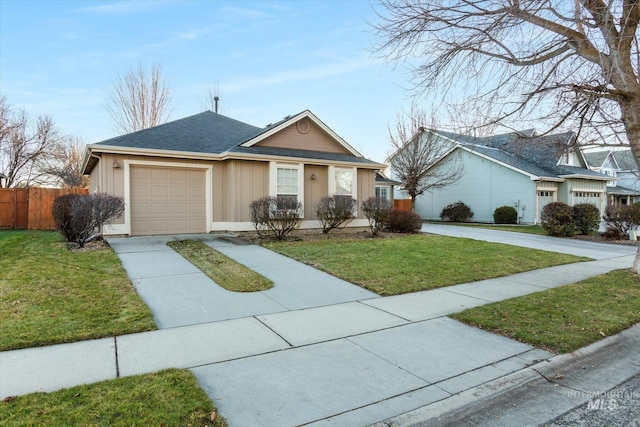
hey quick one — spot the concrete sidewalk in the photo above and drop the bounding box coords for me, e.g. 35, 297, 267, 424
0, 230, 637, 426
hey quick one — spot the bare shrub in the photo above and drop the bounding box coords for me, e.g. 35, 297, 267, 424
249, 196, 302, 240
387, 209, 422, 233
316, 196, 357, 234
52, 193, 124, 247
362, 197, 393, 235
602, 204, 640, 239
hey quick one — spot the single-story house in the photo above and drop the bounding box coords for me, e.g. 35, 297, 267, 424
82, 110, 385, 236
583, 148, 640, 205
391, 129, 613, 224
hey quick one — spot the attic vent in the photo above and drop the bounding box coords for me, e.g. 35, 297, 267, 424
296, 118, 310, 134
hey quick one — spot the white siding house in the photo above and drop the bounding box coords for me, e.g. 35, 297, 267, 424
584, 149, 640, 205
391, 129, 612, 224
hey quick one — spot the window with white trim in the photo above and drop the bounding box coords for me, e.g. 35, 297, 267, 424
574, 192, 599, 198
270, 162, 304, 215
334, 168, 354, 196
376, 185, 389, 201
277, 167, 299, 207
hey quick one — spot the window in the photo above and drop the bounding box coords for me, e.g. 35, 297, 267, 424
537, 191, 552, 197
376, 186, 389, 201
574, 192, 599, 198
329, 166, 357, 200
334, 168, 353, 196
277, 167, 298, 206
269, 162, 304, 214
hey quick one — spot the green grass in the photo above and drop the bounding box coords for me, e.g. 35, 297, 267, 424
452, 269, 640, 353
168, 240, 273, 292
0, 369, 227, 426
264, 234, 589, 296
0, 230, 156, 351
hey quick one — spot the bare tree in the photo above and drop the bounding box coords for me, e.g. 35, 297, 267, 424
0, 98, 60, 188
373, 1, 640, 269
388, 105, 463, 210
106, 63, 173, 134
41, 136, 89, 188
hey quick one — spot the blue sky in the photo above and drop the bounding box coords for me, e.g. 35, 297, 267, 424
0, 0, 414, 163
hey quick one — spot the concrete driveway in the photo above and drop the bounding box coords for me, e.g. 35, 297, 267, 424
421, 223, 638, 259
107, 234, 376, 328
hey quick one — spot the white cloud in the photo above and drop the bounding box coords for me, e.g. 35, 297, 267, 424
76, 1, 181, 15
223, 57, 374, 93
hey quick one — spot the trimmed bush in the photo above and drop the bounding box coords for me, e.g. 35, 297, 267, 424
315, 196, 357, 234
52, 193, 125, 247
493, 206, 518, 224
387, 209, 422, 233
541, 202, 575, 237
362, 197, 393, 236
602, 204, 640, 239
573, 203, 601, 235
440, 201, 473, 222
249, 196, 302, 240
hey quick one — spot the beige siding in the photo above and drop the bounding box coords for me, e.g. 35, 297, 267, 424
226, 160, 269, 222
254, 120, 352, 154
357, 169, 376, 218
304, 165, 329, 219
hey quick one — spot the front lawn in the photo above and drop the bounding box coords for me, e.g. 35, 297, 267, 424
452, 269, 640, 353
264, 234, 589, 295
0, 369, 226, 426
0, 230, 156, 351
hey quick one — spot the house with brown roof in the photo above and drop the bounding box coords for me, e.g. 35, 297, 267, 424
82, 110, 385, 236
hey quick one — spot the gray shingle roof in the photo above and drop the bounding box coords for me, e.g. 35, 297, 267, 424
432, 129, 605, 179
583, 151, 611, 168
93, 111, 264, 154
607, 185, 640, 196
89, 110, 381, 167
613, 150, 638, 171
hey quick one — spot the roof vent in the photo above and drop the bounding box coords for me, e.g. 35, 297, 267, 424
283, 115, 291, 120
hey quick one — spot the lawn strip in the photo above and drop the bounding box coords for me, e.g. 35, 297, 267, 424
168, 240, 273, 292
0, 230, 155, 352
451, 269, 640, 353
0, 369, 226, 426
264, 234, 589, 296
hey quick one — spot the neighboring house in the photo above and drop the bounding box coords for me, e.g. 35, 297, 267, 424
82, 110, 385, 236
584, 148, 640, 205
391, 129, 612, 224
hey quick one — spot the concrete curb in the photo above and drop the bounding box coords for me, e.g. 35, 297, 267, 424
373, 323, 640, 426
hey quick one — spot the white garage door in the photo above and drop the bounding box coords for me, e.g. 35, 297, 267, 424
130, 166, 206, 236
574, 191, 602, 211
537, 190, 554, 223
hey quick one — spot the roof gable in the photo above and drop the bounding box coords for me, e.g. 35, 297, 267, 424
252, 118, 352, 155
240, 110, 361, 157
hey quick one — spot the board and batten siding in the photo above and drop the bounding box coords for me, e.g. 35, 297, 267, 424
254, 120, 351, 154
414, 149, 537, 223
357, 169, 376, 219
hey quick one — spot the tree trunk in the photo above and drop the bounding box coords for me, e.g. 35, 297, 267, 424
620, 99, 640, 274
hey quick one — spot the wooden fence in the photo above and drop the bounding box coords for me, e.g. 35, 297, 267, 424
0, 188, 88, 230
394, 199, 412, 211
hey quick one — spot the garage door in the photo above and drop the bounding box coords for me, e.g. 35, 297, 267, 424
574, 191, 602, 212
130, 166, 206, 235
537, 190, 554, 223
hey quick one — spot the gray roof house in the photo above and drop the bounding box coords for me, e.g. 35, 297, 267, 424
82, 110, 385, 236
390, 129, 612, 224
584, 148, 640, 205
